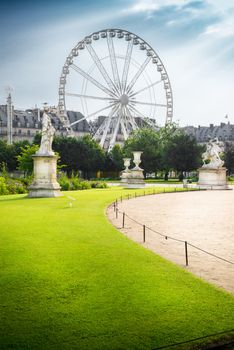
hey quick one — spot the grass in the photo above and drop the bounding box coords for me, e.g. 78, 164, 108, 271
0, 187, 233, 350
145, 178, 183, 184
228, 176, 234, 184
104, 178, 183, 184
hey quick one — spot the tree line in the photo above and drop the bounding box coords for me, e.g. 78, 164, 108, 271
0, 125, 234, 179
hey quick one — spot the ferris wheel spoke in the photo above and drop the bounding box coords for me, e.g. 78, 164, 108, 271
129, 79, 162, 98
99, 105, 119, 148
128, 104, 148, 121
108, 106, 122, 151
70, 64, 116, 98
131, 100, 167, 107
69, 102, 116, 127
125, 105, 138, 130
121, 40, 133, 93
126, 57, 151, 93
66, 92, 115, 101
120, 111, 129, 140
85, 44, 118, 95
107, 35, 121, 92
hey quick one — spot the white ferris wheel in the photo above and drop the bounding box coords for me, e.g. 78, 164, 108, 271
58, 28, 173, 151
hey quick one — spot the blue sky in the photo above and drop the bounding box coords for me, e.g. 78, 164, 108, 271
0, 0, 233, 126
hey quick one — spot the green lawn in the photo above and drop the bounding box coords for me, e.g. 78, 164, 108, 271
228, 176, 234, 184
106, 178, 183, 184
0, 187, 233, 350
145, 178, 183, 184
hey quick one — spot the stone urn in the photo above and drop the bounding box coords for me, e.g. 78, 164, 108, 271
127, 151, 145, 188
132, 151, 143, 170
120, 158, 131, 184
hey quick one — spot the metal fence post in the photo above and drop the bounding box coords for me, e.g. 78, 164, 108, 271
143, 225, 146, 243
185, 241, 188, 266
122, 212, 125, 228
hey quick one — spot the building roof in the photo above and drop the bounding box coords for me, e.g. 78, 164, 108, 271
182, 123, 234, 142
0, 106, 90, 132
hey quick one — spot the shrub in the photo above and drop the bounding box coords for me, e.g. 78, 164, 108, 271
59, 175, 71, 191
0, 177, 8, 195
5, 180, 17, 194
19, 176, 33, 186
0, 162, 8, 179
7, 180, 27, 194
80, 181, 91, 190
58, 173, 107, 191
189, 176, 198, 183
15, 183, 27, 194
90, 181, 108, 189
70, 177, 83, 190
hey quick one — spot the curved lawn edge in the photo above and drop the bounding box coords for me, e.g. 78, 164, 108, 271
0, 187, 234, 350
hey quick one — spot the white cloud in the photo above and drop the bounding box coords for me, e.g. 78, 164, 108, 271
1, 0, 234, 126
206, 0, 234, 13
123, 0, 188, 15
203, 21, 234, 38
127, 1, 159, 13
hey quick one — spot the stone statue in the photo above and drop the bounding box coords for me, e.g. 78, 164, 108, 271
36, 112, 55, 156
202, 138, 224, 169
29, 110, 61, 197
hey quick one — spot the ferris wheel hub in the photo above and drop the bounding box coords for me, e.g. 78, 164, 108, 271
119, 94, 129, 106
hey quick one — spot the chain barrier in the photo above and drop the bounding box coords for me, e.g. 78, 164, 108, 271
111, 189, 234, 266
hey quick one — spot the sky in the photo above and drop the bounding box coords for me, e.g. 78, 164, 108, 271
0, 0, 233, 127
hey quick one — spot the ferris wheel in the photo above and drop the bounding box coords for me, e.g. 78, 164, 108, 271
58, 28, 173, 151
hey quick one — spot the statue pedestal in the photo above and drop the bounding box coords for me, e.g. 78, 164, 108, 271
125, 168, 145, 188
198, 167, 228, 190
28, 155, 62, 197
120, 170, 131, 184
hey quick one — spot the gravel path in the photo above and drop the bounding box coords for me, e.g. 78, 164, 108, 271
107, 190, 234, 294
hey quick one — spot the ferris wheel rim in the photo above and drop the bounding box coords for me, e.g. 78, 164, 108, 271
58, 28, 173, 148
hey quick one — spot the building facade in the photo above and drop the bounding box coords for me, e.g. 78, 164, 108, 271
0, 105, 90, 143
0, 103, 233, 145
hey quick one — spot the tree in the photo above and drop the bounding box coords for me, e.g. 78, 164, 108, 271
163, 131, 203, 180
105, 144, 124, 173
11, 140, 30, 171
33, 132, 42, 145
17, 144, 39, 175
76, 135, 105, 178
123, 127, 162, 176
0, 140, 30, 172
224, 142, 234, 175
53, 135, 105, 178
53, 136, 81, 174
0, 141, 10, 169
